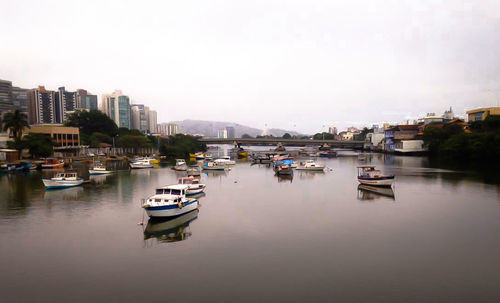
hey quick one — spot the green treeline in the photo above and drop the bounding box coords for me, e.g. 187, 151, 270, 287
423, 116, 500, 163
157, 134, 206, 160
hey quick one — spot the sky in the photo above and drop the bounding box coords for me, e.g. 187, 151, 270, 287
1, 0, 500, 134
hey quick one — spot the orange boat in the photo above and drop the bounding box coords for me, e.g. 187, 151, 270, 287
41, 158, 65, 169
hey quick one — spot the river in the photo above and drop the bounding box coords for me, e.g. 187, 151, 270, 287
1, 149, 499, 302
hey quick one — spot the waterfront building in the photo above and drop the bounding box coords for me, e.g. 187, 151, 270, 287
56, 87, 76, 122
328, 126, 337, 135
11, 86, 28, 114
217, 128, 228, 139
101, 90, 131, 128
158, 123, 179, 136
75, 89, 98, 110
226, 126, 235, 138
0, 79, 13, 116
148, 109, 157, 133
466, 107, 500, 122
384, 125, 420, 152
27, 86, 57, 124
131, 104, 148, 132
27, 124, 80, 147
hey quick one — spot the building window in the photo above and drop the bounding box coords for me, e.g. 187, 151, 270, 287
475, 112, 484, 121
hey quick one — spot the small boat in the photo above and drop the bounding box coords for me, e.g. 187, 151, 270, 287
89, 161, 112, 175
214, 156, 235, 165
296, 160, 325, 171
273, 158, 294, 175
145, 156, 160, 164
252, 154, 272, 164
141, 184, 199, 218
41, 158, 65, 169
130, 159, 154, 169
189, 152, 205, 160
357, 166, 394, 187
237, 148, 248, 158
42, 172, 84, 189
178, 176, 206, 196
319, 151, 337, 158
187, 165, 201, 176
173, 159, 187, 171
202, 161, 226, 171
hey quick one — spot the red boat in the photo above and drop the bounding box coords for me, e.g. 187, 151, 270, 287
319, 151, 337, 158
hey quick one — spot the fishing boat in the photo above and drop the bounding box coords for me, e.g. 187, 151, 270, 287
296, 160, 325, 171
89, 160, 112, 175
141, 184, 199, 218
144, 209, 199, 243
214, 156, 235, 165
130, 159, 154, 169
42, 172, 84, 189
357, 166, 394, 187
319, 151, 337, 158
173, 159, 187, 171
189, 152, 205, 160
178, 176, 206, 196
202, 161, 226, 171
41, 158, 65, 169
273, 158, 294, 175
237, 148, 248, 158
187, 165, 201, 176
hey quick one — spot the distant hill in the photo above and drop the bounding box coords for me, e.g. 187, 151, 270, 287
170, 119, 305, 138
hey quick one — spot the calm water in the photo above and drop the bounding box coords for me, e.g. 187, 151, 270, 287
1, 151, 500, 302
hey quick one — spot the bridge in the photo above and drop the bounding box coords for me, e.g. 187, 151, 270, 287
199, 138, 364, 149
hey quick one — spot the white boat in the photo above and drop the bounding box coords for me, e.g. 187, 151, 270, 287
202, 161, 226, 171
42, 172, 84, 189
141, 184, 199, 218
130, 159, 154, 169
173, 159, 187, 171
296, 160, 325, 171
214, 156, 235, 165
89, 161, 112, 175
178, 176, 206, 195
357, 166, 394, 187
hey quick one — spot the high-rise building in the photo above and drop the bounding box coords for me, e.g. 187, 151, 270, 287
0, 79, 13, 116
226, 126, 235, 138
56, 87, 76, 122
130, 104, 148, 132
75, 89, 98, 110
148, 109, 157, 133
328, 126, 337, 135
27, 86, 57, 124
101, 90, 131, 128
157, 123, 179, 136
217, 128, 228, 138
11, 86, 28, 114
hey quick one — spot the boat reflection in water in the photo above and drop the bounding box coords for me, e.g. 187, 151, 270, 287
43, 186, 84, 200
276, 174, 293, 183
357, 184, 395, 201
89, 174, 111, 185
144, 209, 199, 244
203, 170, 228, 178
297, 170, 325, 180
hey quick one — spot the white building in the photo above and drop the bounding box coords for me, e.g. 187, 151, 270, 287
157, 123, 179, 136
217, 129, 228, 139
130, 104, 148, 132
147, 109, 157, 133
101, 90, 131, 129
328, 126, 337, 135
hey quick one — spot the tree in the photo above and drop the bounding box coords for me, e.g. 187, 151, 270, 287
65, 110, 118, 143
117, 135, 151, 148
241, 133, 253, 138
21, 134, 53, 158
89, 132, 113, 148
2, 109, 29, 140
312, 132, 334, 140
159, 134, 206, 160
282, 133, 292, 139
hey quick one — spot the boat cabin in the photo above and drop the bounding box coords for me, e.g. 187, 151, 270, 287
175, 159, 186, 166
154, 184, 189, 197
178, 177, 200, 185
357, 166, 383, 178
53, 172, 79, 180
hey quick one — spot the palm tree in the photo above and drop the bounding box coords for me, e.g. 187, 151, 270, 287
2, 109, 30, 140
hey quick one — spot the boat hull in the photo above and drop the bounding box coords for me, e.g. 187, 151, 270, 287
42, 179, 84, 189
357, 176, 394, 187
186, 186, 205, 195
144, 200, 199, 218
296, 167, 325, 171
130, 163, 153, 169
202, 166, 225, 171
41, 163, 64, 169
89, 169, 113, 175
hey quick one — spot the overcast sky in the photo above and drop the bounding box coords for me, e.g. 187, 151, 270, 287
1, 0, 500, 133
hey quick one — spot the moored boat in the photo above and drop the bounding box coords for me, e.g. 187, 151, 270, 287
319, 151, 337, 158
189, 152, 205, 160
187, 165, 201, 176
273, 157, 294, 175
42, 172, 84, 189
202, 161, 226, 171
130, 159, 154, 169
89, 161, 112, 175
214, 156, 235, 165
141, 184, 199, 218
296, 160, 325, 171
173, 159, 187, 171
41, 158, 65, 169
178, 176, 206, 196
357, 166, 394, 187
